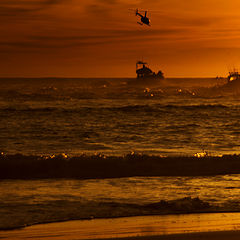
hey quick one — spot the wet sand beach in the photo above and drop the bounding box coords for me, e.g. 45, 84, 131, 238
2, 213, 240, 240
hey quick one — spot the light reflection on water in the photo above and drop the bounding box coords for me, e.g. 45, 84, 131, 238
1, 175, 240, 206
1, 78, 240, 156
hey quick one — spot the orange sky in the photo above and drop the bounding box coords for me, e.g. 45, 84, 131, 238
1, 0, 240, 77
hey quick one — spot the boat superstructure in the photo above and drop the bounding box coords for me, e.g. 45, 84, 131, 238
228, 69, 240, 82
136, 61, 164, 80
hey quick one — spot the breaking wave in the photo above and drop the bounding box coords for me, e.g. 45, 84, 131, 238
1, 153, 240, 179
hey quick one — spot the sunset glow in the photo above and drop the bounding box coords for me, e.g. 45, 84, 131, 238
2, 0, 240, 77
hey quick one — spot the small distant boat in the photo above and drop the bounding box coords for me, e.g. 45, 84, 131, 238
127, 61, 164, 87
227, 69, 240, 82
136, 61, 164, 80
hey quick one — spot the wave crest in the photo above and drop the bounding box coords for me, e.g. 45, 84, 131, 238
1, 153, 240, 179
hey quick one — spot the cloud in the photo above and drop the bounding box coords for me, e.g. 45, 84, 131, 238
0, 0, 65, 6
84, 0, 128, 19
0, 27, 189, 54
97, 0, 118, 5
0, 0, 66, 17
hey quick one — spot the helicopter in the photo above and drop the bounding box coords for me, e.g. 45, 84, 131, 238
135, 9, 151, 26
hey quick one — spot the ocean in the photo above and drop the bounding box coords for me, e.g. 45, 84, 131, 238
1, 77, 239, 156
1, 77, 240, 230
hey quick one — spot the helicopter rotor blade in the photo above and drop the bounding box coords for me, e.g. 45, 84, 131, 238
128, 8, 163, 14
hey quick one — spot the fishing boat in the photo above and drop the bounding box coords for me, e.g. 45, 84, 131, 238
227, 69, 240, 82
136, 61, 164, 80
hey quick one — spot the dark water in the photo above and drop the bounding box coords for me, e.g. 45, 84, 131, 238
2, 77, 240, 230
1, 77, 240, 156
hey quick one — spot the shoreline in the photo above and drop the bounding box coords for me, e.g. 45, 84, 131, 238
3, 207, 240, 232
2, 212, 240, 239
0, 211, 228, 231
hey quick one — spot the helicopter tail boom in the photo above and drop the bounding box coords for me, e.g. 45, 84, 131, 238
135, 8, 143, 17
